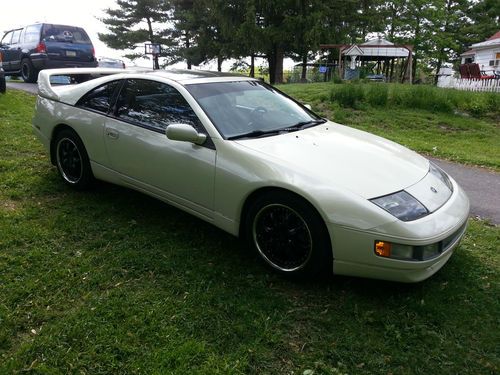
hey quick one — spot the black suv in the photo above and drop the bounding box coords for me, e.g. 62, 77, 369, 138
0, 23, 97, 83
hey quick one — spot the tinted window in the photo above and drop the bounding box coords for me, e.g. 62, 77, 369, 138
116, 79, 203, 132
77, 80, 122, 113
41, 24, 91, 44
24, 25, 42, 43
1, 31, 13, 45
11, 29, 22, 44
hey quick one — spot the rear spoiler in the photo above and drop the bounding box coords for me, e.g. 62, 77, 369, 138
37, 68, 126, 101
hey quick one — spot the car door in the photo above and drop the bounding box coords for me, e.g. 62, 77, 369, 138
1, 31, 13, 71
103, 78, 216, 217
8, 29, 23, 72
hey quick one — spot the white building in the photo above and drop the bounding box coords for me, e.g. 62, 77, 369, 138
460, 31, 500, 75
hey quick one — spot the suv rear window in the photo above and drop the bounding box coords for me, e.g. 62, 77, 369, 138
41, 24, 91, 44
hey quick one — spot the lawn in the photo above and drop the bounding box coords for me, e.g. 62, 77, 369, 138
278, 83, 500, 171
0, 89, 499, 374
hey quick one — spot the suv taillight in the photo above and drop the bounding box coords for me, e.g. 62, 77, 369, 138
35, 42, 46, 53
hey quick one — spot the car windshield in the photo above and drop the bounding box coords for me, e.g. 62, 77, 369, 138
186, 80, 324, 139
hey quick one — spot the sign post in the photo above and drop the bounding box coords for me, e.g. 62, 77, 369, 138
145, 43, 161, 70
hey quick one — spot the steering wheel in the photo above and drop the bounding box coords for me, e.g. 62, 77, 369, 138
247, 106, 268, 127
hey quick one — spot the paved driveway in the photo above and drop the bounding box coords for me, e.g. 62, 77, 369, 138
430, 158, 500, 225
5, 82, 500, 224
6, 81, 38, 94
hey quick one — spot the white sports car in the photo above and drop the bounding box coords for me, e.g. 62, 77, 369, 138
32, 68, 470, 282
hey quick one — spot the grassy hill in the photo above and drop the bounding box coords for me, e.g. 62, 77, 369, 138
278, 83, 500, 171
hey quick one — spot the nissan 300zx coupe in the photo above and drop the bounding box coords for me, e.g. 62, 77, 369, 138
32, 68, 470, 282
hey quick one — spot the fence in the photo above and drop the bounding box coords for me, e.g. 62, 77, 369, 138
437, 76, 500, 92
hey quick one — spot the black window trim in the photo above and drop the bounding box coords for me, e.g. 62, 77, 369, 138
76, 78, 216, 150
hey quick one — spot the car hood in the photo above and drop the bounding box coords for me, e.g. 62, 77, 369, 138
234, 122, 429, 199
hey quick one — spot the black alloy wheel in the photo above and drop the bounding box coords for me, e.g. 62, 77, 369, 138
246, 191, 332, 277
54, 129, 93, 189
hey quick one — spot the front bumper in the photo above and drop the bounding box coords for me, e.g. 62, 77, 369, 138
329, 182, 470, 282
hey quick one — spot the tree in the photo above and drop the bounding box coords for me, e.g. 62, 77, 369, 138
99, 0, 176, 68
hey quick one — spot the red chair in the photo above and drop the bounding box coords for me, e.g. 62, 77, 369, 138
459, 64, 470, 79
467, 63, 495, 79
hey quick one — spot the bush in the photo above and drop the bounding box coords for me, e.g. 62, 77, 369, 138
365, 84, 388, 107
330, 84, 364, 108
390, 85, 453, 113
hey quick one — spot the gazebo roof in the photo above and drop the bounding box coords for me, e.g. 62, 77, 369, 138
358, 37, 411, 58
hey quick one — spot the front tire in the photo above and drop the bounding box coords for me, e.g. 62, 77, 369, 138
246, 191, 332, 278
54, 129, 93, 190
21, 58, 38, 83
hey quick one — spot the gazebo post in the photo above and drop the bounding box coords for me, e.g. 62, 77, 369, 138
338, 47, 342, 79
389, 58, 395, 82
407, 46, 413, 84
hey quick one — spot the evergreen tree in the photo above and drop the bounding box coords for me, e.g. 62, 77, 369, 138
99, 0, 175, 67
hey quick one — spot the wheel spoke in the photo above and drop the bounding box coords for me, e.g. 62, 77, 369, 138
57, 138, 83, 184
253, 204, 312, 271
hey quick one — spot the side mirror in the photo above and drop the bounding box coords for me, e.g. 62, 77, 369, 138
166, 123, 207, 145
304, 104, 312, 110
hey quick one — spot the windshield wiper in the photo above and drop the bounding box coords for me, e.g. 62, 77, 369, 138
285, 119, 327, 131
227, 129, 281, 140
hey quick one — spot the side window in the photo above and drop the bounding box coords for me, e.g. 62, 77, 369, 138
1, 31, 13, 46
76, 80, 122, 114
116, 79, 203, 133
24, 25, 42, 43
11, 29, 22, 44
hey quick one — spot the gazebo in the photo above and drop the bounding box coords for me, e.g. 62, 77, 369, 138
320, 37, 414, 83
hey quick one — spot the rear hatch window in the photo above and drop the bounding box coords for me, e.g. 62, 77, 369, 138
41, 24, 94, 61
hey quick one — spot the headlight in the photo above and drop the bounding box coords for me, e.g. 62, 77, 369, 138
429, 162, 453, 192
370, 191, 428, 221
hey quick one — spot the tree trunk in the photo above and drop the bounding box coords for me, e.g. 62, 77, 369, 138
249, 54, 255, 77
274, 46, 284, 84
217, 56, 223, 72
434, 55, 443, 85
300, 52, 308, 82
185, 31, 191, 70
268, 52, 276, 84
146, 17, 159, 70
412, 15, 421, 83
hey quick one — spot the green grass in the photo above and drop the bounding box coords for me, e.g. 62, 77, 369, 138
1, 89, 499, 374
279, 83, 500, 170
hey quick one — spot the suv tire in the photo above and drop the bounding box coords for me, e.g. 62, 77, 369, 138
21, 58, 38, 83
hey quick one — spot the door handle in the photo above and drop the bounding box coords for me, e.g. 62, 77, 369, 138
106, 129, 119, 139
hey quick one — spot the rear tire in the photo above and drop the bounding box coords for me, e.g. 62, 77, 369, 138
21, 58, 38, 83
54, 129, 94, 190
245, 191, 332, 278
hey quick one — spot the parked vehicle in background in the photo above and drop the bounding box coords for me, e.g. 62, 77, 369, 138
0, 23, 97, 83
0, 52, 5, 93
97, 57, 125, 69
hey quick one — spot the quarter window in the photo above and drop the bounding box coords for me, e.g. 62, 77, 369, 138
116, 79, 203, 133
24, 25, 42, 43
76, 80, 122, 114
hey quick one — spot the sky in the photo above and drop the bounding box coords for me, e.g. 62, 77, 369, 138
0, 0, 292, 71
0, 0, 130, 62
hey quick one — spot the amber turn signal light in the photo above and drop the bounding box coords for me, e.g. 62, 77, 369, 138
375, 241, 391, 257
